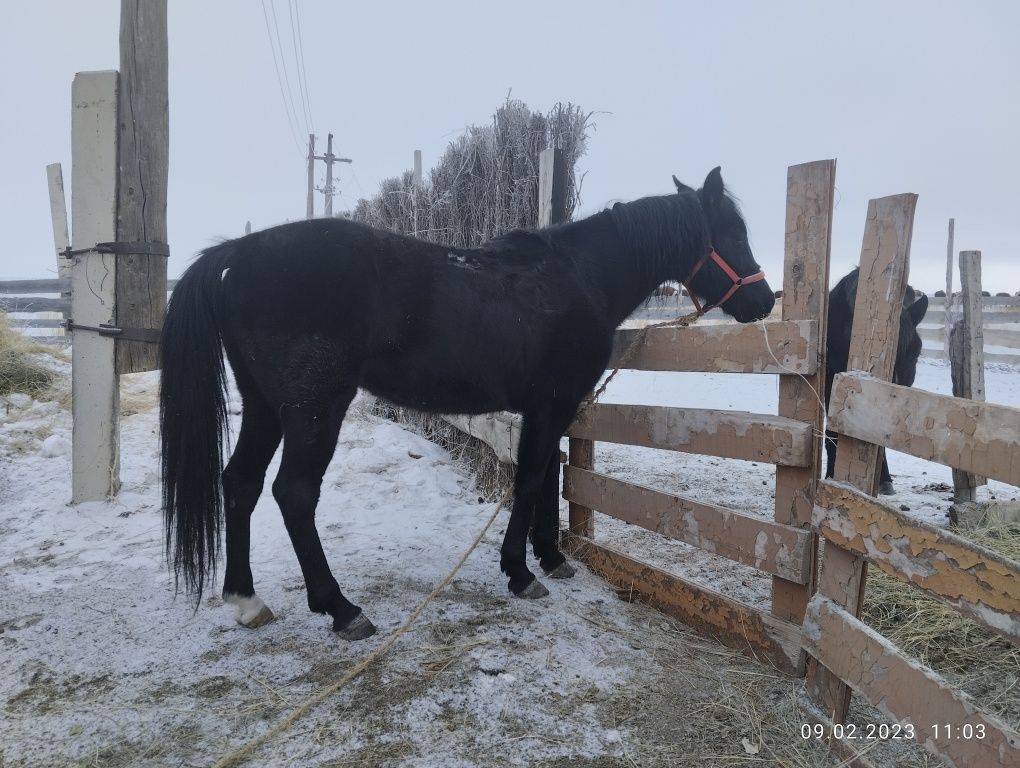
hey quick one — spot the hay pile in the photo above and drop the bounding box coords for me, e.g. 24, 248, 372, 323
861, 520, 1020, 724
350, 99, 590, 248
0, 311, 54, 398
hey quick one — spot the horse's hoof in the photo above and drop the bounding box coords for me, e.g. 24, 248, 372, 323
879, 481, 895, 496
333, 612, 376, 641
544, 561, 576, 579
225, 593, 275, 628
515, 579, 550, 599
240, 604, 276, 628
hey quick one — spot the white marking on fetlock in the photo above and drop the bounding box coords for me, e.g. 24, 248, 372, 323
224, 593, 275, 628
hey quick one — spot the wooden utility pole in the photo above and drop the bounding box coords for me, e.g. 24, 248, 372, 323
306, 133, 351, 218
306, 133, 315, 218
116, 0, 169, 374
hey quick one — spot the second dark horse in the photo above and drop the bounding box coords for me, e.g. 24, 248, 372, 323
159, 168, 775, 639
825, 268, 928, 494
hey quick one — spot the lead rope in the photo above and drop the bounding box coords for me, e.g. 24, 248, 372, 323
213, 486, 512, 768
214, 304, 703, 768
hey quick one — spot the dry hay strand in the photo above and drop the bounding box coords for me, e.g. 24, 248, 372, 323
0, 311, 57, 398
373, 400, 515, 502
861, 519, 1020, 723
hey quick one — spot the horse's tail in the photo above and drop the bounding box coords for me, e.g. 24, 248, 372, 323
159, 242, 235, 601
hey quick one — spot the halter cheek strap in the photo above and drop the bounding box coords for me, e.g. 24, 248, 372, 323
682, 248, 766, 316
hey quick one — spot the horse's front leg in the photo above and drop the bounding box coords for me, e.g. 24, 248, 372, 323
530, 450, 575, 578
502, 404, 578, 597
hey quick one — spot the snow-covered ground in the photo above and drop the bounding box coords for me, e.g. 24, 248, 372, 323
2, 353, 1014, 767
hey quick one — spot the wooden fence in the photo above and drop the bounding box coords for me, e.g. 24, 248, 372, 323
558, 165, 1020, 766
919, 295, 1020, 365
0, 278, 178, 344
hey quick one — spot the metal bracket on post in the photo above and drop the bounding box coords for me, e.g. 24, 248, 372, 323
62, 240, 169, 345
62, 241, 170, 260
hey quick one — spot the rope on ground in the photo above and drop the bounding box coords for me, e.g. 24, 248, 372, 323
212, 486, 513, 768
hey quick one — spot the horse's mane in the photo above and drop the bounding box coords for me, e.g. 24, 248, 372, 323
607, 192, 709, 283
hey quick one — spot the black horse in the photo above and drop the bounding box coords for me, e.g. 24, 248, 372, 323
825, 268, 928, 494
159, 167, 775, 639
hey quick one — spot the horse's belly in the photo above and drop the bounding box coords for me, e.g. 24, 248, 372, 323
359, 361, 516, 415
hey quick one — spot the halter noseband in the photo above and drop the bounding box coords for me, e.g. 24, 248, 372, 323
682, 248, 766, 316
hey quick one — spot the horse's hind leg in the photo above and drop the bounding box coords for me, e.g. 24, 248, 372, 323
222, 395, 281, 628
530, 451, 575, 578
273, 387, 375, 640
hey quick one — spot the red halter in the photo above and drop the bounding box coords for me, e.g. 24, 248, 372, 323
682, 248, 766, 316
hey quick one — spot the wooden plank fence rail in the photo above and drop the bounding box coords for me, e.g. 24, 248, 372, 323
828, 372, 1020, 487
563, 466, 813, 583
0, 279, 71, 293
1, 296, 71, 314
562, 532, 803, 674
803, 595, 1020, 768
609, 319, 817, 374
567, 403, 813, 466
813, 479, 1020, 644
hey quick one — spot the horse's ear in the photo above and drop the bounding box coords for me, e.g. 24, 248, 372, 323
907, 293, 929, 325
701, 166, 724, 208
673, 175, 692, 193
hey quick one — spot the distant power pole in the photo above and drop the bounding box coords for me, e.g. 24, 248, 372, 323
306, 132, 352, 218
306, 133, 315, 219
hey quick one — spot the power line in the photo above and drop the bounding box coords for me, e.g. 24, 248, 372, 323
267, 0, 307, 139
260, 0, 303, 155
290, 0, 315, 134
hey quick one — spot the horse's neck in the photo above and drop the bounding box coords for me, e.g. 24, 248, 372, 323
554, 212, 690, 327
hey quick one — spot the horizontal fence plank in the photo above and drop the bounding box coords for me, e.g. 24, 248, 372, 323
441, 412, 519, 464
609, 319, 817, 374
924, 310, 1020, 325
828, 372, 1020, 485
813, 479, 1020, 644
0, 278, 70, 293
928, 295, 1020, 308
568, 403, 813, 466
562, 532, 802, 674
920, 348, 1020, 365
0, 296, 70, 313
803, 595, 1020, 768
11, 318, 66, 329
563, 466, 812, 583
919, 327, 1020, 348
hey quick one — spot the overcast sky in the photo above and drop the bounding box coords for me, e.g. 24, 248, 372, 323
1, 1, 1017, 294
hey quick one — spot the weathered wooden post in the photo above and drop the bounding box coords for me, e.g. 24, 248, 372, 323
115, 0, 169, 374
772, 160, 835, 642
950, 250, 986, 502
806, 193, 917, 722
70, 71, 121, 502
943, 218, 955, 358
538, 147, 589, 538
46, 163, 72, 334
